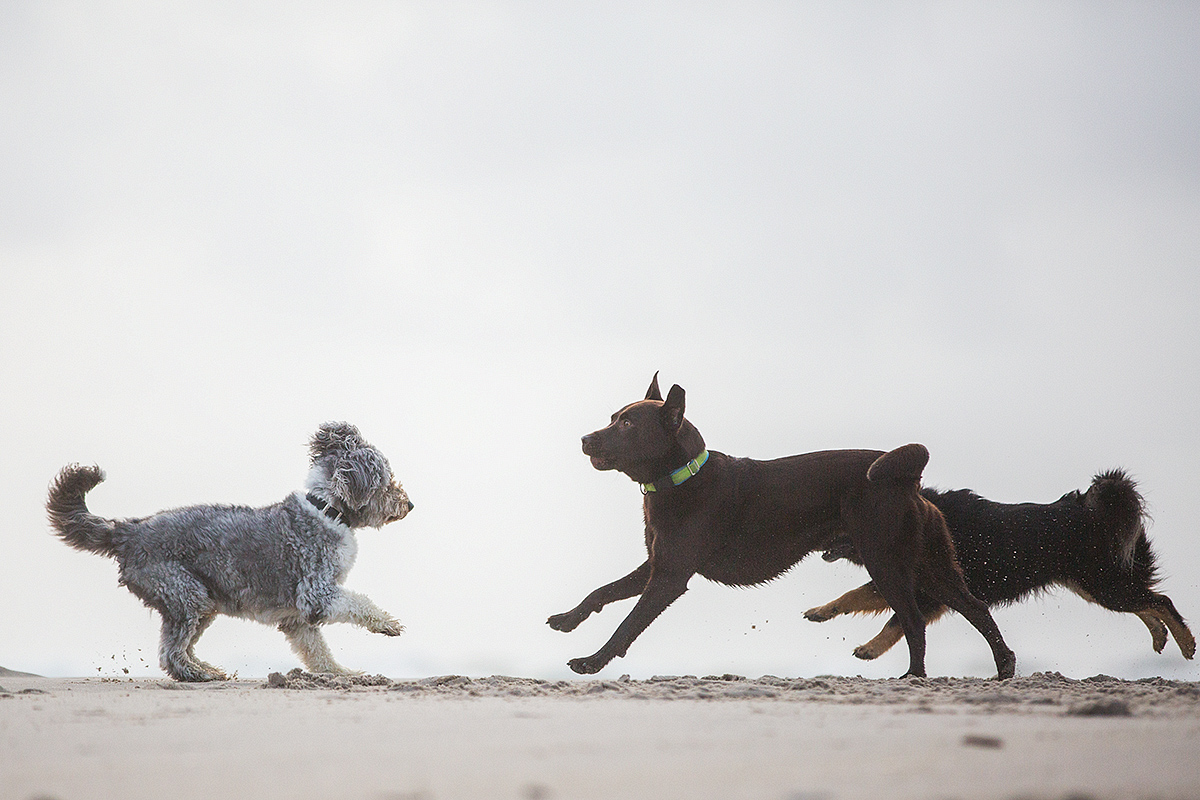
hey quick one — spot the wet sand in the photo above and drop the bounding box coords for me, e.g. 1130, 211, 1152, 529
3, 671, 1198, 800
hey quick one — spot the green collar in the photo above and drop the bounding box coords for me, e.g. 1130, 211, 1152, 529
641, 450, 710, 494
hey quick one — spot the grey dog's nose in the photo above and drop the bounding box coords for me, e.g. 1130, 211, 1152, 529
407, 500, 415, 511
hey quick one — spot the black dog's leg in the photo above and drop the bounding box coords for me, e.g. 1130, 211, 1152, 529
1066, 580, 1196, 659
1136, 611, 1171, 653
566, 568, 691, 674
804, 581, 887, 622
854, 599, 950, 661
1147, 597, 1195, 659
548, 561, 651, 633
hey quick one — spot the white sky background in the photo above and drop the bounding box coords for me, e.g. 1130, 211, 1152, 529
2, 3, 1198, 681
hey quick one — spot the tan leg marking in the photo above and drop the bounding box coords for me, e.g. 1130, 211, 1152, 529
852, 606, 949, 660
1155, 608, 1196, 659
853, 622, 904, 660
1136, 610, 1170, 654
805, 583, 889, 622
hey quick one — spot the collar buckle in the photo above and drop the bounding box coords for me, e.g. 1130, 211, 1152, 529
640, 449, 709, 494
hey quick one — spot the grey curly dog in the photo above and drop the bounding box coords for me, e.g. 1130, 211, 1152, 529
47, 422, 413, 681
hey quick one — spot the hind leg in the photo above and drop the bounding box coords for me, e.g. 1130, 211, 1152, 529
1146, 600, 1196, 659
865, 569, 927, 677
1065, 579, 1196, 660
921, 576, 1015, 679
158, 614, 225, 681
125, 565, 226, 682
845, 494, 928, 677
917, 557, 1015, 680
185, 612, 228, 678
915, 534, 1015, 679
1136, 611, 1170, 654
278, 619, 354, 674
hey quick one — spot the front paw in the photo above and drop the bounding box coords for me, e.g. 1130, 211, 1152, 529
547, 610, 585, 633
375, 618, 406, 637
567, 654, 609, 675
804, 605, 838, 623
852, 642, 884, 661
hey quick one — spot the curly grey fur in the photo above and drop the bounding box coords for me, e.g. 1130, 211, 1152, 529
46, 422, 413, 682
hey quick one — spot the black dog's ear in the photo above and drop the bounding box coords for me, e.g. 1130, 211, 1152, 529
661, 384, 685, 432
645, 371, 663, 401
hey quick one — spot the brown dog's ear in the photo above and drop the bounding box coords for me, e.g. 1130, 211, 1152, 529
645, 371, 663, 401
661, 384, 685, 432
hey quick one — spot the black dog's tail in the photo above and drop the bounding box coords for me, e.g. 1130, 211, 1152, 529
47, 464, 118, 557
1086, 468, 1149, 566
867, 443, 930, 483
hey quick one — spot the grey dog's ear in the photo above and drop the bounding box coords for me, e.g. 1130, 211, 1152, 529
309, 422, 364, 463
661, 384, 685, 432
645, 371, 663, 401
327, 448, 391, 511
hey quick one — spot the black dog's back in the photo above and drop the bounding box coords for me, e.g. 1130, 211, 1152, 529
810, 469, 1194, 662
925, 468, 1154, 608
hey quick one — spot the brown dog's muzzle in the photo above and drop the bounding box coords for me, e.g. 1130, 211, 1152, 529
581, 433, 616, 470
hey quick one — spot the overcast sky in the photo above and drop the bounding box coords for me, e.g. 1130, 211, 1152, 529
2, 2, 1198, 681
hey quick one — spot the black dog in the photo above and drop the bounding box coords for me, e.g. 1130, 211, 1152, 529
547, 375, 1016, 679
806, 470, 1195, 662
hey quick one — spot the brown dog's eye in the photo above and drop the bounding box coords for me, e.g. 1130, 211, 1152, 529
620, 418, 632, 429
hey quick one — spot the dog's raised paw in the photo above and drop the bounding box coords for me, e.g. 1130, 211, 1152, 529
852, 643, 884, 661
377, 619, 405, 637
547, 612, 584, 632
803, 605, 837, 623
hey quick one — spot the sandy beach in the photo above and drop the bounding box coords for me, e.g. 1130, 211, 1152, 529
3, 671, 1198, 800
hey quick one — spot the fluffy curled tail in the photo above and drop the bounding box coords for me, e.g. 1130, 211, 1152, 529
47, 464, 117, 557
1087, 468, 1148, 565
866, 443, 930, 483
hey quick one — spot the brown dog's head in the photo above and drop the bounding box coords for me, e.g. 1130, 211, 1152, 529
581, 373, 706, 485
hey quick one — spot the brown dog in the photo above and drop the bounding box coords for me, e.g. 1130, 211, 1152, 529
547, 375, 1016, 679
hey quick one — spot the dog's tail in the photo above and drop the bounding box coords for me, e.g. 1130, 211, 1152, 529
1086, 468, 1149, 567
866, 443, 929, 484
47, 464, 118, 557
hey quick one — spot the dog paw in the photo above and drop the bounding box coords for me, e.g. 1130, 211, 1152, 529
174, 667, 229, 682
803, 605, 837, 623
376, 618, 405, 637
1181, 637, 1196, 660
567, 655, 607, 675
547, 611, 584, 633
852, 643, 883, 661
993, 650, 1017, 680
331, 667, 365, 677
